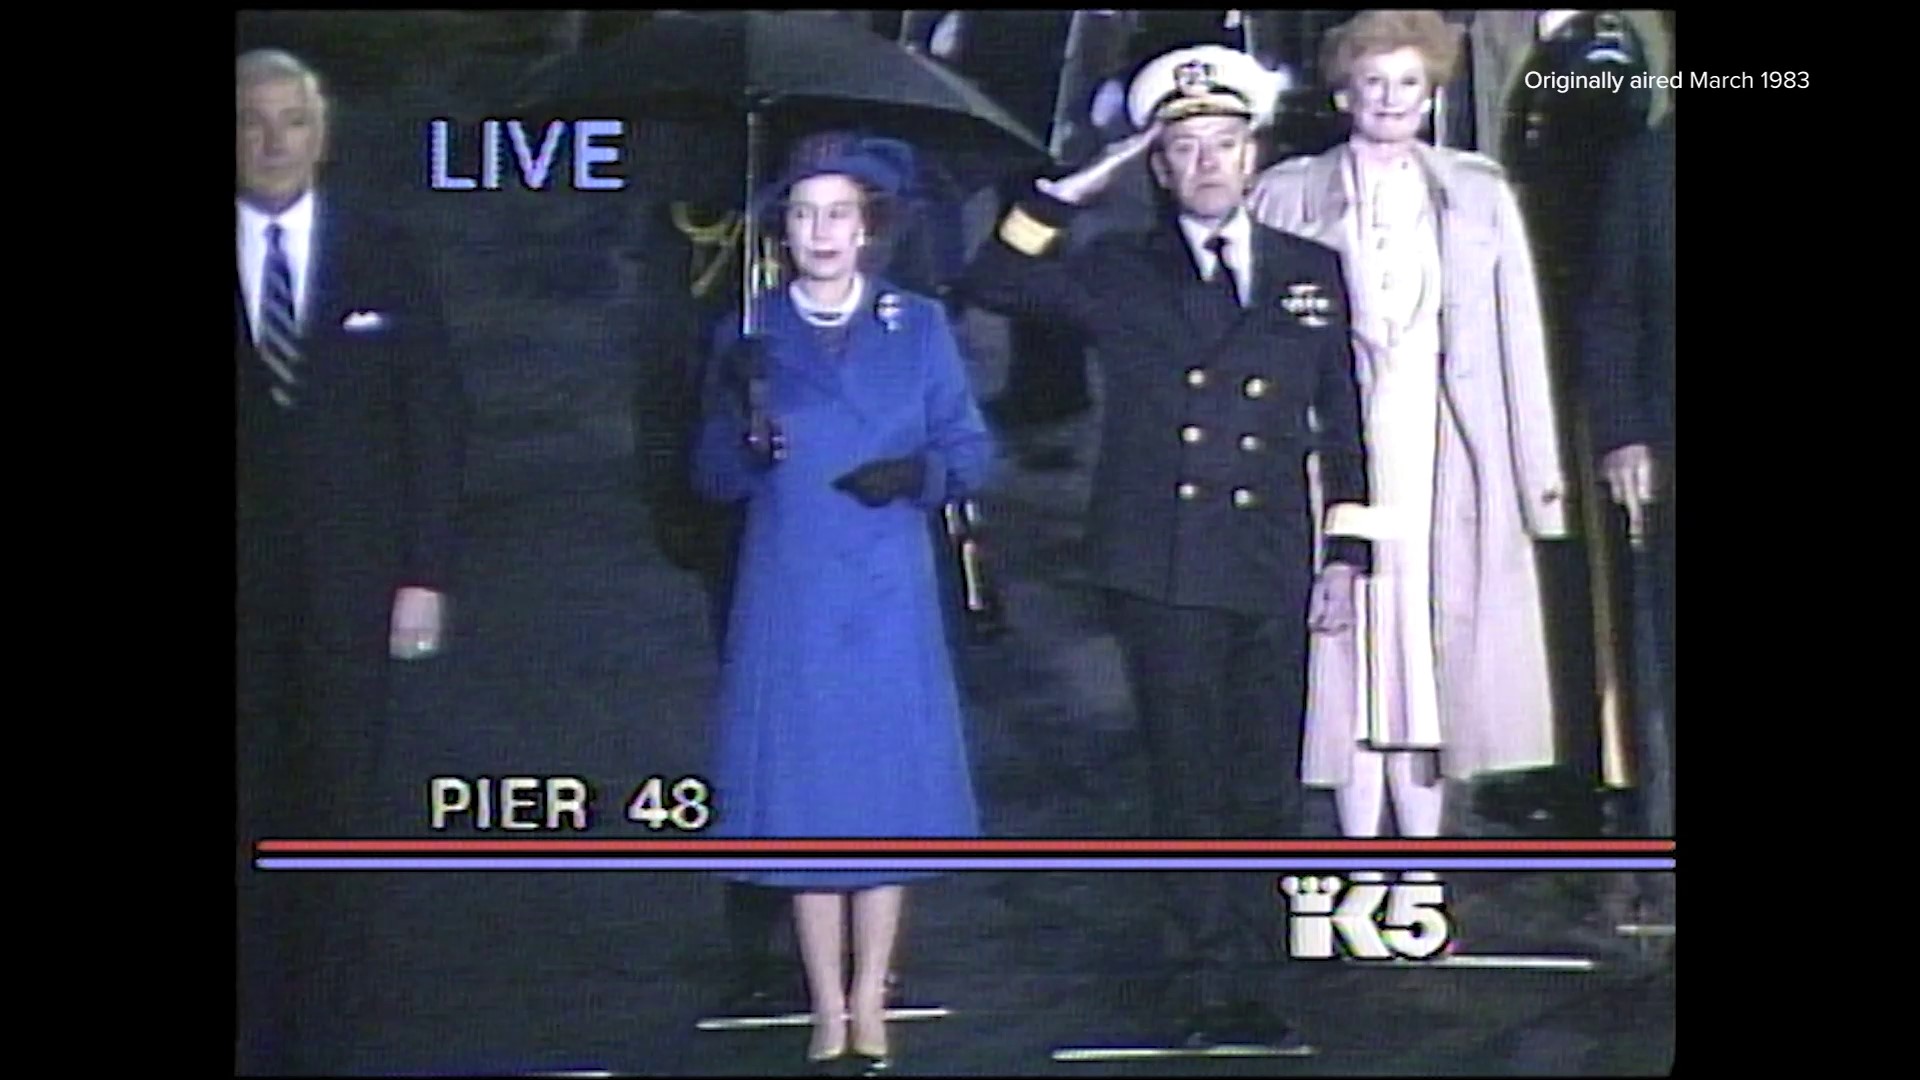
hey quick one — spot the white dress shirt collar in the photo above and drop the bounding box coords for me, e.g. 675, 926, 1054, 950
238, 188, 316, 241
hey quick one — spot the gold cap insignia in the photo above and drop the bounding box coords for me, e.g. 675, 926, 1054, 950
1174, 60, 1214, 97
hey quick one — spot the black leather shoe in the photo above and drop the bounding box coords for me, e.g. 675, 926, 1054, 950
1174, 1004, 1233, 1049
1202, 1003, 1310, 1052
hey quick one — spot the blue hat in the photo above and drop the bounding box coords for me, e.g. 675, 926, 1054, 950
751, 131, 918, 220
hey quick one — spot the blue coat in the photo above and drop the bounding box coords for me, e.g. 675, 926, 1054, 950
693, 280, 993, 887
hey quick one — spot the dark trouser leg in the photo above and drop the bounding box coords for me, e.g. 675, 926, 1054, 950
1656, 478, 1675, 832
237, 532, 304, 1074
1633, 520, 1675, 840
301, 640, 389, 836
286, 597, 392, 1072
236, 531, 363, 1073
1213, 611, 1308, 1002
1637, 490, 1676, 916
1106, 594, 1239, 1013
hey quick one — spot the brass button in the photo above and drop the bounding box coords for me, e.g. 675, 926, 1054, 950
1232, 487, 1257, 509
1186, 367, 1209, 388
1177, 482, 1199, 501
1239, 434, 1263, 452
1180, 425, 1204, 444
1243, 377, 1268, 399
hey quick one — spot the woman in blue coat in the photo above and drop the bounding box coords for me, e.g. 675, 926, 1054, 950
693, 131, 993, 1072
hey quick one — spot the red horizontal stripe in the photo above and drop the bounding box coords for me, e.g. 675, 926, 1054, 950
259, 839, 1674, 854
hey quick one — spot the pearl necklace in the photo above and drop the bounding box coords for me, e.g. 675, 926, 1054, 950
790, 275, 865, 328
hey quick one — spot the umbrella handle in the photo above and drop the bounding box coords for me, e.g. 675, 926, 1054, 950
742, 109, 764, 338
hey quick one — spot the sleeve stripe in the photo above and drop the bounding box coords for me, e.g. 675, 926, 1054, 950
1326, 503, 1387, 539
997, 206, 1061, 257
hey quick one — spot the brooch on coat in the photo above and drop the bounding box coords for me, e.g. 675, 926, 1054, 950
874, 291, 903, 333
1280, 283, 1333, 328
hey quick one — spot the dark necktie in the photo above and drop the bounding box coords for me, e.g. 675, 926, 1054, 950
258, 223, 302, 408
1206, 235, 1240, 311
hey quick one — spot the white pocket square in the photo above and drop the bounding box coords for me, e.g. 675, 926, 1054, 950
342, 310, 387, 331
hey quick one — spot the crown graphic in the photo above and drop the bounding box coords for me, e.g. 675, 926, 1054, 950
1279, 875, 1341, 916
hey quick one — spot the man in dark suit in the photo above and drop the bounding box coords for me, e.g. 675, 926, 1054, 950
237, 47, 466, 1071
1580, 117, 1674, 858
957, 44, 1369, 1051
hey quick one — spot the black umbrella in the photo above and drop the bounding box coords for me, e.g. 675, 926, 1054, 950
519, 11, 1050, 336
524, 11, 1046, 151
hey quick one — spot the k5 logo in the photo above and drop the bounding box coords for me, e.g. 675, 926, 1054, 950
1279, 872, 1452, 961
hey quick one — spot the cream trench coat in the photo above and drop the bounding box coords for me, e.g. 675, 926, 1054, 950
1248, 141, 1571, 784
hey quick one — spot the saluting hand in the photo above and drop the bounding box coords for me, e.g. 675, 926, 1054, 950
1308, 563, 1359, 635
1042, 123, 1162, 206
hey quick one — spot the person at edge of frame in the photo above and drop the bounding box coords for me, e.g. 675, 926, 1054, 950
236, 46, 468, 1074
1579, 112, 1675, 922
1481, 6, 1655, 841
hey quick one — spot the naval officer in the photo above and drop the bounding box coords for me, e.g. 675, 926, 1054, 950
957, 44, 1371, 1050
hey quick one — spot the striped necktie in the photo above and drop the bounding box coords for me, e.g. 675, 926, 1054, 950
258, 223, 301, 408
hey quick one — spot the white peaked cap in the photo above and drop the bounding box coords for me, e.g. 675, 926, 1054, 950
1126, 44, 1288, 132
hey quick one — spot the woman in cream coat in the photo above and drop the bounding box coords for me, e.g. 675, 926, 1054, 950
1246, 10, 1570, 840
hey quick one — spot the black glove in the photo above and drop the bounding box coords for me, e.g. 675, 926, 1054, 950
833, 455, 927, 508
